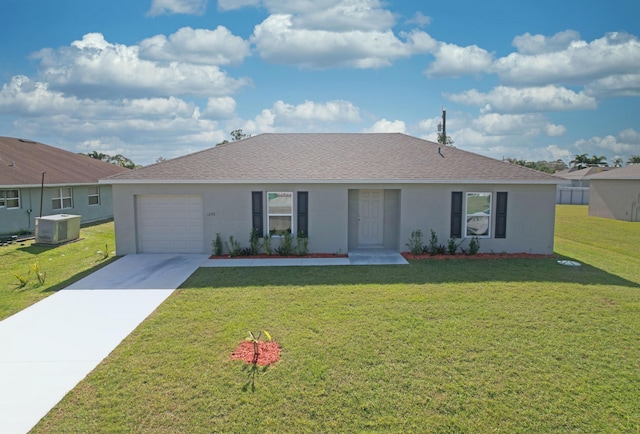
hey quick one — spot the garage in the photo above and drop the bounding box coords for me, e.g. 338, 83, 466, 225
136, 195, 204, 253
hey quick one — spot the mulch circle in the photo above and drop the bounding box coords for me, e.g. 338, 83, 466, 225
231, 341, 282, 366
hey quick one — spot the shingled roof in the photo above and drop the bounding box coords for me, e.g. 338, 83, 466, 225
105, 133, 559, 184
586, 164, 640, 180
0, 137, 129, 187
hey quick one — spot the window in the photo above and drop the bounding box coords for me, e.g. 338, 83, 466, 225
52, 187, 73, 210
465, 192, 491, 237
0, 189, 20, 209
267, 192, 293, 235
88, 186, 100, 205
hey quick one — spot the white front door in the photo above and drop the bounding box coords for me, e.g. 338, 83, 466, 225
358, 189, 384, 247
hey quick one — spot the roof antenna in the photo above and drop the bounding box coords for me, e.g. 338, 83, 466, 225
438, 147, 445, 158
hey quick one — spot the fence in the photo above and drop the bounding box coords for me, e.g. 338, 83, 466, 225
556, 187, 589, 205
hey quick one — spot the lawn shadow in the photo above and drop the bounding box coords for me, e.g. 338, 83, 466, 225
183, 255, 639, 289
241, 363, 269, 393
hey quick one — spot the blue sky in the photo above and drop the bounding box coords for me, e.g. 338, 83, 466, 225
1, 0, 639, 166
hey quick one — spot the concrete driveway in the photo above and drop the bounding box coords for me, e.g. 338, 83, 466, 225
0, 253, 208, 434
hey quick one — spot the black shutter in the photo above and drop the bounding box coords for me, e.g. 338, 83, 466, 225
297, 191, 308, 237
251, 191, 263, 237
450, 191, 463, 238
495, 192, 508, 238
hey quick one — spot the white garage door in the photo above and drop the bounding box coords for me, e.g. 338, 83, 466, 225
136, 195, 204, 253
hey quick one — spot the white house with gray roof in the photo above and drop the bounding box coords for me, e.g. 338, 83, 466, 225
103, 133, 560, 256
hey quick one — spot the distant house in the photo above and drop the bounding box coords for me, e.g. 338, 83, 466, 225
0, 137, 129, 235
587, 164, 640, 222
553, 166, 617, 205
104, 133, 560, 256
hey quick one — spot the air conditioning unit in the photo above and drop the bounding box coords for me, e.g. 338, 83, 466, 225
35, 214, 81, 245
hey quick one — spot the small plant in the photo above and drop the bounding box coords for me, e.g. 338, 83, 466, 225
31, 260, 46, 286
213, 233, 224, 256
249, 228, 261, 255
246, 330, 272, 363
406, 229, 424, 255
296, 231, 309, 256
13, 272, 29, 289
467, 236, 480, 255
97, 243, 110, 260
225, 235, 242, 257
426, 230, 439, 256
436, 244, 447, 255
239, 247, 253, 256
262, 234, 272, 256
447, 237, 461, 255
275, 231, 293, 256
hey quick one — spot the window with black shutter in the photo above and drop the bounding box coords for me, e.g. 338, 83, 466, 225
251, 191, 263, 237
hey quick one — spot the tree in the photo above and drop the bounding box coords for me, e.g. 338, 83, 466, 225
230, 129, 248, 141
82, 151, 109, 162
156, 156, 167, 164
586, 155, 608, 167
612, 158, 623, 167
570, 153, 589, 169
217, 129, 250, 146
81, 151, 139, 168
627, 155, 640, 165
437, 133, 454, 145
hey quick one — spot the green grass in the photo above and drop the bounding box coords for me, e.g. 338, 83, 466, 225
28, 206, 640, 432
0, 221, 118, 321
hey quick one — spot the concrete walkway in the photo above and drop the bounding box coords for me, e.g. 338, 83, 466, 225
0, 254, 209, 434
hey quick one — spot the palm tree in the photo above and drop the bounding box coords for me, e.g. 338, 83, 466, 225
587, 155, 608, 167
627, 155, 640, 165
570, 153, 589, 169
612, 158, 623, 167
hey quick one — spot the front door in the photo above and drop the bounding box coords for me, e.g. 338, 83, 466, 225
358, 189, 384, 247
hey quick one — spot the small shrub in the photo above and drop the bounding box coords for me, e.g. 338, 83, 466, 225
467, 236, 480, 255
275, 232, 293, 256
31, 260, 46, 286
239, 247, 253, 256
213, 233, 223, 256
447, 237, 462, 255
426, 230, 439, 256
14, 272, 29, 289
405, 229, 424, 255
249, 228, 261, 255
296, 231, 309, 256
436, 244, 447, 255
225, 235, 242, 257
262, 234, 272, 256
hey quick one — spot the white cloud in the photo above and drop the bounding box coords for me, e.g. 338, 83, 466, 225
139, 26, 250, 66
364, 119, 406, 133
34, 33, 249, 98
574, 129, 640, 155
405, 12, 431, 27
512, 30, 581, 55
446, 85, 597, 113
148, 0, 207, 16
252, 15, 435, 68
204, 96, 237, 119
241, 99, 361, 133
585, 74, 640, 98
0, 75, 80, 115
471, 113, 565, 138
494, 32, 640, 86
217, 0, 259, 10
425, 42, 493, 77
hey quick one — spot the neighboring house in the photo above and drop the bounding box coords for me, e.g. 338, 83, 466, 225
0, 137, 129, 235
104, 133, 560, 256
587, 164, 640, 222
553, 166, 617, 205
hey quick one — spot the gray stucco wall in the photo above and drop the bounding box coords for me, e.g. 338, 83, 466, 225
589, 179, 640, 222
111, 182, 557, 255
0, 184, 116, 235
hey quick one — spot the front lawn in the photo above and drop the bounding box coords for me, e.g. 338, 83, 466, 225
0, 221, 117, 321
32, 205, 640, 432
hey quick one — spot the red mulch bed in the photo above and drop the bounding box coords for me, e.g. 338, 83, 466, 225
210, 253, 348, 259
231, 341, 282, 366
402, 252, 556, 260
